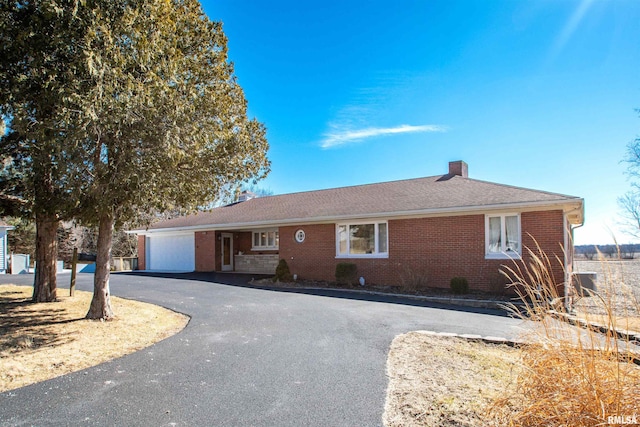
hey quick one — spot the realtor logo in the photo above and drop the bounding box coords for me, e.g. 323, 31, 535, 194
607, 415, 638, 425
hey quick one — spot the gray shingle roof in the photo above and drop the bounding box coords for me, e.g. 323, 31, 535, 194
143, 173, 583, 232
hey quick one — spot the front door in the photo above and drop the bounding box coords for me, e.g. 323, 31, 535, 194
221, 233, 233, 271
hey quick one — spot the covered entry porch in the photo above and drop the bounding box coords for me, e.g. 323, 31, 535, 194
199, 228, 280, 275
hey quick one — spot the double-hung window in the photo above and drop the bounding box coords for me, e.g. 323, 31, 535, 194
485, 214, 521, 258
252, 229, 279, 250
336, 221, 388, 258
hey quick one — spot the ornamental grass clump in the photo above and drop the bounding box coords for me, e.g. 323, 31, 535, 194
492, 241, 640, 426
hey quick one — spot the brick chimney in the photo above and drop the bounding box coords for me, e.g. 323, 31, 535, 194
448, 160, 468, 178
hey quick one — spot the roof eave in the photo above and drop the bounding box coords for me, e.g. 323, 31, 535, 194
130, 198, 584, 235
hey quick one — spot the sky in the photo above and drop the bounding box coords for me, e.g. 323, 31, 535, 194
200, 0, 640, 245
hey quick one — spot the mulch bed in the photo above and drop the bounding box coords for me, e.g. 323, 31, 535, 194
249, 277, 517, 302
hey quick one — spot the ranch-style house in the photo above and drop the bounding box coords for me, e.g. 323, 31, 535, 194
132, 161, 584, 294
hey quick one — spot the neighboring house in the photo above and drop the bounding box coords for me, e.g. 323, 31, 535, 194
0, 221, 14, 274
132, 161, 584, 294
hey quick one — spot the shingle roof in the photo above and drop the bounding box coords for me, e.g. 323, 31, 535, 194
142, 173, 583, 232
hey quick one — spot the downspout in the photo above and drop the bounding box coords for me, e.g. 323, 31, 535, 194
565, 219, 585, 312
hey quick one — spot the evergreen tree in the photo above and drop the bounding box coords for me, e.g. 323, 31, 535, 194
1, 0, 270, 316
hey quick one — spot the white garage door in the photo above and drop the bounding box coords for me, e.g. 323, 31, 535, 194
147, 233, 195, 272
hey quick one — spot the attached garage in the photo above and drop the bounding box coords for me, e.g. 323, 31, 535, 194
146, 233, 195, 272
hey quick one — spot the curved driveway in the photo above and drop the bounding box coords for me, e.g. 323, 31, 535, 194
0, 272, 526, 426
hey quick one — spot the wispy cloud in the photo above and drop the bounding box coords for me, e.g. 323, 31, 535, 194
321, 124, 447, 149
549, 0, 593, 61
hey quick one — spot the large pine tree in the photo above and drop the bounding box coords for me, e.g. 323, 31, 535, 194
1, 0, 270, 316
1, 1, 93, 301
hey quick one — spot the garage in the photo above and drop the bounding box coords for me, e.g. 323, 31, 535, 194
146, 233, 195, 271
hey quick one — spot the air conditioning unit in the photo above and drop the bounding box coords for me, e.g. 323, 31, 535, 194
571, 272, 597, 296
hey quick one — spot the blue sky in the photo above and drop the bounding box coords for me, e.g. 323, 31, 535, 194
201, 0, 640, 245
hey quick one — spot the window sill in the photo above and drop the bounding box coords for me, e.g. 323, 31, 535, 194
251, 247, 279, 251
485, 252, 521, 260
336, 254, 389, 259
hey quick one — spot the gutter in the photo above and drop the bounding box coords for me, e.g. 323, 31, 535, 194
130, 198, 584, 235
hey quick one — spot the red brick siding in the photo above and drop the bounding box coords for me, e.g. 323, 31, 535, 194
236, 232, 252, 254
195, 231, 216, 272
520, 210, 567, 293
196, 231, 266, 271
214, 231, 222, 271
137, 235, 145, 270
389, 215, 496, 290
280, 210, 568, 293
188, 209, 569, 293
280, 224, 337, 281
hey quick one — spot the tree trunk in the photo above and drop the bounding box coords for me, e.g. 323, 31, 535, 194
32, 213, 58, 302
86, 214, 115, 320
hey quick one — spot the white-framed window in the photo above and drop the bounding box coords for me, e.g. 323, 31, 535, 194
485, 213, 521, 259
336, 221, 388, 258
252, 229, 279, 250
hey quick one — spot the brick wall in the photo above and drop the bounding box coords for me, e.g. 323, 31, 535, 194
196, 231, 272, 272
195, 231, 216, 271
520, 210, 567, 294
214, 231, 222, 271
279, 210, 568, 293
137, 235, 146, 270
184, 209, 568, 293
280, 224, 337, 282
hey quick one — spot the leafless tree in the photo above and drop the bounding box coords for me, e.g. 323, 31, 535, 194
618, 191, 640, 239
620, 131, 640, 238
582, 245, 597, 260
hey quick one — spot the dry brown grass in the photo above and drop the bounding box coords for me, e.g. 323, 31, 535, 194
384, 245, 640, 427
0, 284, 189, 392
495, 342, 640, 426
496, 244, 640, 427
384, 332, 522, 427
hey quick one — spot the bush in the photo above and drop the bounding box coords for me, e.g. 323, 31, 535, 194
400, 267, 428, 292
335, 263, 357, 285
449, 277, 469, 294
273, 259, 293, 282
488, 273, 509, 296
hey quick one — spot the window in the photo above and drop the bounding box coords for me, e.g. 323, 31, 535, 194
252, 229, 279, 250
336, 221, 388, 258
486, 214, 521, 258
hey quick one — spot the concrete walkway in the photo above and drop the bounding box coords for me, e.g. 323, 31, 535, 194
0, 272, 526, 426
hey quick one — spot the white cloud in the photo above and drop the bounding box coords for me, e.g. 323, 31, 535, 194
321, 124, 447, 149
549, 0, 593, 61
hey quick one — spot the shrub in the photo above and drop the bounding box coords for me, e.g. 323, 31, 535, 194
335, 262, 357, 285
449, 277, 469, 294
400, 267, 428, 292
488, 273, 509, 296
273, 259, 293, 282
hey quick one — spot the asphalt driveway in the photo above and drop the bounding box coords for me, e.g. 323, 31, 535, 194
0, 272, 526, 426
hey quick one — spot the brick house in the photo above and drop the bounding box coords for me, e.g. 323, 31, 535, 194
133, 161, 584, 294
